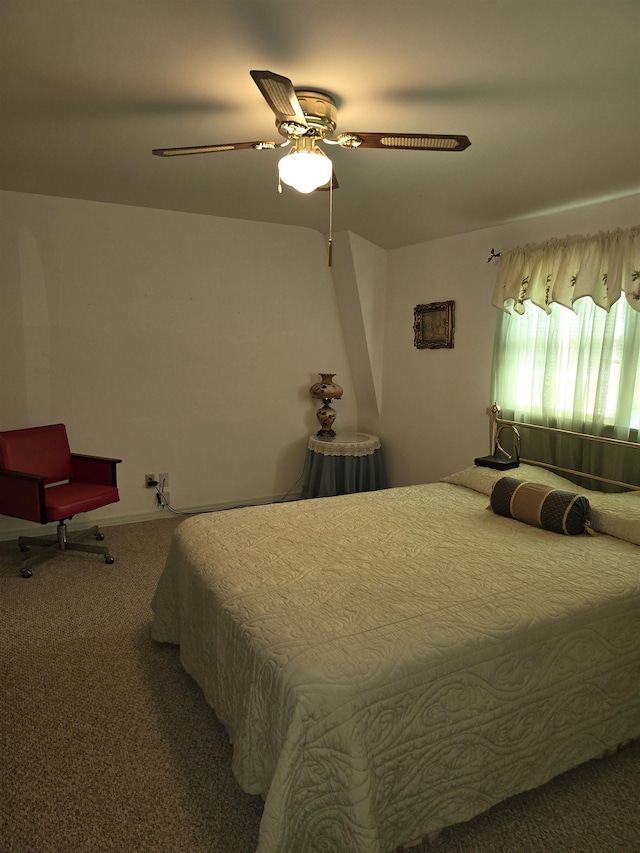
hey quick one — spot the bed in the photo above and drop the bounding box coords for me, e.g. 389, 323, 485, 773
151, 437, 640, 853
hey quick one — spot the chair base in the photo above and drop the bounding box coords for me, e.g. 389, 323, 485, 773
18, 520, 114, 578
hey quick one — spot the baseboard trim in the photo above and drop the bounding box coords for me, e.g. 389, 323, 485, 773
0, 492, 302, 542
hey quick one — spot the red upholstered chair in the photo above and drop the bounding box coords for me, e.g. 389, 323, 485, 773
0, 424, 121, 578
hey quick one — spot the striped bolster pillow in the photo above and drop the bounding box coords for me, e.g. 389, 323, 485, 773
490, 477, 591, 535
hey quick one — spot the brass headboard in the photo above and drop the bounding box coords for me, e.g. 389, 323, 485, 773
488, 402, 640, 491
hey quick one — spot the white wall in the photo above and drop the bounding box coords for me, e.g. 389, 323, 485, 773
381, 193, 640, 486
2, 189, 639, 540
0, 190, 356, 537
330, 231, 387, 433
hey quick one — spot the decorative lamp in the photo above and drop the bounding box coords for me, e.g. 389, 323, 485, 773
310, 373, 343, 438
279, 138, 333, 194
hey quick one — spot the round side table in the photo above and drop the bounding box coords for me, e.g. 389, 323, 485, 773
300, 432, 388, 499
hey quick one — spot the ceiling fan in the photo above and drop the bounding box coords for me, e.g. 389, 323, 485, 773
152, 70, 472, 194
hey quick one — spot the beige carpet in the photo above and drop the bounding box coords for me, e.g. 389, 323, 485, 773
1, 516, 638, 853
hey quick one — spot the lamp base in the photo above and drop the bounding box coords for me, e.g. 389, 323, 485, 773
316, 428, 337, 439
315, 401, 337, 435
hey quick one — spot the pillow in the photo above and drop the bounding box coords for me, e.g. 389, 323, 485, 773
441, 463, 580, 497
588, 490, 640, 545
489, 477, 591, 535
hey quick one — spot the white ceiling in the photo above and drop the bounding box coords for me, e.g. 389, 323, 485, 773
1, 1, 639, 250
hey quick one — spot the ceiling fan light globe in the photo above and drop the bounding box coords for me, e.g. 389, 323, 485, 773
278, 150, 333, 194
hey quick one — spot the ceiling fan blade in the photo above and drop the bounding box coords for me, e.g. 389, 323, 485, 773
250, 70, 308, 128
315, 171, 340, 191
339, 132, 471, 151
152, 140, 286, 157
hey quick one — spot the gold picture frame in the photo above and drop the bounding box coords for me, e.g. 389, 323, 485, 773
413, 301, 455, 349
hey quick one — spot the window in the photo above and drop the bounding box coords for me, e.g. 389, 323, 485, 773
492, 295, 640, 434
491, 226, 640, 437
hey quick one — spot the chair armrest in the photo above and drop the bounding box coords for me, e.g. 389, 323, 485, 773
71, 454, 122, 487
0, 469, 47, 524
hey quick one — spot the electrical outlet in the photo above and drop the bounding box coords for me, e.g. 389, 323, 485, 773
145, 473, 157, 488
158, 472, 169, 489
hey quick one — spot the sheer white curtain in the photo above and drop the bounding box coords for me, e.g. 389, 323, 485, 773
490, 226, 640, 487
491, 295, 640, 435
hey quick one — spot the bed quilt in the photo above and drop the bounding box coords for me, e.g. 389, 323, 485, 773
151, 480, 640, 853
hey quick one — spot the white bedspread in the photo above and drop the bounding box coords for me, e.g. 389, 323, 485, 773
151, 482, 640, 853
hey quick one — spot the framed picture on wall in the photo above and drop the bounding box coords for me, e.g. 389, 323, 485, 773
413, 300, 455, 349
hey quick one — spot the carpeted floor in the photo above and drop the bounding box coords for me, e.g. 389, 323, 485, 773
1, 516, 638, 853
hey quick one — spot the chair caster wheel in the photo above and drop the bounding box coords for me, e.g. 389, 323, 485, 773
21, 569, 32, 578
96, 533, 105, 541
105, 556, 114, 564
20, 545, 30, 552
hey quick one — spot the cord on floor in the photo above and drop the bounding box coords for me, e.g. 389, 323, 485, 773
152, 463, 306, 518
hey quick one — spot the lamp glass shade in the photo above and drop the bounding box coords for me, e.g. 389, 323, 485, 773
278, 149, 333, 194
310, 373, 343, 400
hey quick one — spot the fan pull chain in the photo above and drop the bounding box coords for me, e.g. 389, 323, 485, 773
328, 179, 333, 267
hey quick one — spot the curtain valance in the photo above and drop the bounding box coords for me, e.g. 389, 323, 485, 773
492, 225, 640, 315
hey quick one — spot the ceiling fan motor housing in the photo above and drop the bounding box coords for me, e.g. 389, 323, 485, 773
278, 90, 337, 138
